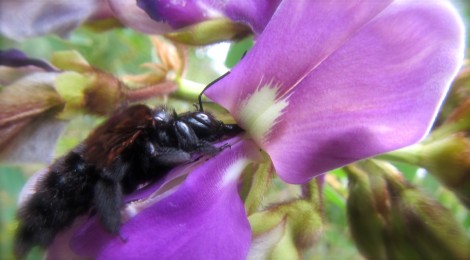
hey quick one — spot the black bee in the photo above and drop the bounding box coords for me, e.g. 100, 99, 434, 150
14, 74, 242, 258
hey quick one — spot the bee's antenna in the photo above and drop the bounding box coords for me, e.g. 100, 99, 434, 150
240, 50, 248, 60
198, 71, 230, 112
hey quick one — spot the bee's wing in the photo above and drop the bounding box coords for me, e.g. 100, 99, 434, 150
83, 105, 154, 168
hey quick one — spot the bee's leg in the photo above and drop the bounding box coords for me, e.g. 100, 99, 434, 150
94, 158, 129, 234
94, 179, 123, 234
196, 140, 226, 155
174, 121, 199, 150
151, 146, 192, 166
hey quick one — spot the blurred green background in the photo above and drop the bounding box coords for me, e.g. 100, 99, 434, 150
1, 1, 470, 259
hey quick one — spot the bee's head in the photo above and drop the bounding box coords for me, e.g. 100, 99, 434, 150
179, 111, 243, 141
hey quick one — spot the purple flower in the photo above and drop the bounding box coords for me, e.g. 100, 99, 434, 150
206, 0, 465, 183
33, 138, 260, 259
0, 0, 172, 40
137, 0, 281, 34
36, 0, 464, 258
0, 0, 279, 40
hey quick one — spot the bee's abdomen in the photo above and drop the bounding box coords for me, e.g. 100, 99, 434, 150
14, 147, 97, 258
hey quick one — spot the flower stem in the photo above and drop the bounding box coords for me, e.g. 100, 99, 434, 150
375, 145, 422, 166
174, 78, 206, 101
124, 81, 177, 102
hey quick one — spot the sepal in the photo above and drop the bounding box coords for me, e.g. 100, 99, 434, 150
247, 179, 323, 259
164, 18, 252, 46
346, 160, 470, 259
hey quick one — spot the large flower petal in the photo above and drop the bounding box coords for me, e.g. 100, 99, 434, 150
71, 139, 260, 259
206, 0, 465, 183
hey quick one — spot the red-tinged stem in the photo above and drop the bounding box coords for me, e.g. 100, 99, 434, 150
123, 81, 177, 102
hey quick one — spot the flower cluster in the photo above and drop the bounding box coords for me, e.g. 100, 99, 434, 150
1, 0, 466, 259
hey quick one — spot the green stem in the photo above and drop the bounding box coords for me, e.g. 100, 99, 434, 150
174, 78, 205, 101
124, 81, 177, 102
375, 144, 423, 166
427, 120, 470, 141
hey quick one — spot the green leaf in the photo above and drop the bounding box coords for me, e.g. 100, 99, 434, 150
225, 36, 253, 68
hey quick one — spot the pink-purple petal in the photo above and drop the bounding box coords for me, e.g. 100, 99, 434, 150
222, 0, 281, 34
136, 0, 280, 33
206, 0, 394, 113
206, 0, 464, 183
71, 138, 260, 259
136, 0, 222, 29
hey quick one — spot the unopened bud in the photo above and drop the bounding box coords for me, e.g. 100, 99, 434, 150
51, 50, 93, 73
247, 180, 322, 259
164, 18, 252, 46
389, 133, 470, 209
345, 161, 389, 260
0, 72, 65, 163
384, 170, 470, 260
54, 71, 126, 118
438, 63, 470, 124
346, 160, 470, 259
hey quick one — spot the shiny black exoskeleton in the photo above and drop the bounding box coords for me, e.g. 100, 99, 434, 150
14, 103, 242, 258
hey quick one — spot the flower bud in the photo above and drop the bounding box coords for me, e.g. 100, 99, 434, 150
0, 72, 66, 163
54, 71, 126, 118
164, 18, 252, 46
384, 169, 470, 259
437, 63, 470, 124
418, 134, 470, 208
346, 160, 470, 259
51, 49, 182, 118
383, 91, 470, 209
345, 162, 389, 260
247, 179, 323, 259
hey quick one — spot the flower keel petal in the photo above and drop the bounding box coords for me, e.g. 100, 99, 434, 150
71, 139, 260, 259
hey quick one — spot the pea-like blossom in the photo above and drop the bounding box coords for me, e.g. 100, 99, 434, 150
137, 0, 281, 34
0, 0, 175, 39
0, 0, 280, 40
206, 0, 465, 184
27, 0, 464, 259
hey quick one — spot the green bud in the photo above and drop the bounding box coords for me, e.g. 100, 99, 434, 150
385, 133, 470, 209
54, 72, 91, 118
345, 161, 389, 260
248, 180, 323, 259
164, 18, 252, 46
437, 65, 470, 123
51, 50, 93, 73
241, 160, 274, 216
419, 134, 470, 208
55, 71, 126, 118
346, 160, 470, 260
384, 170, 470, 260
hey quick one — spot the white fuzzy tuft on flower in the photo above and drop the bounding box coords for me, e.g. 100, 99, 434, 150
238, 82, 289, 144
220, 158, 251, 187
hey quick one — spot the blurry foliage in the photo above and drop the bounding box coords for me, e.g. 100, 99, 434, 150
1, 27, 153, 75
1, 2, 470, 259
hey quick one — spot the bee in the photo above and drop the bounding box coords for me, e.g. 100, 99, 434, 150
14, 73, 242, 258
